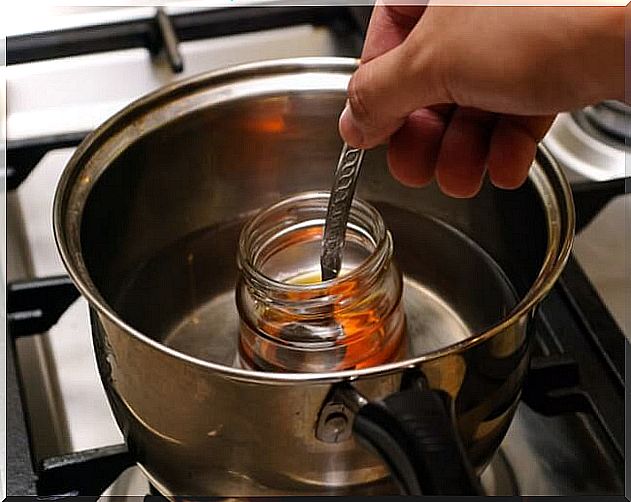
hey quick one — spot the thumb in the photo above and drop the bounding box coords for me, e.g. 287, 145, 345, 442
339, 40, 449, 148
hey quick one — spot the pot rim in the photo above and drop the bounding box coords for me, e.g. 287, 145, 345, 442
53, 57, 575, 384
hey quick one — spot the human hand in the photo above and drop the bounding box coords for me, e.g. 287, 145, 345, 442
339, 4, 625, 197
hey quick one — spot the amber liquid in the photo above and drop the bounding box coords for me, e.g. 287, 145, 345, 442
239, 271, 406, 372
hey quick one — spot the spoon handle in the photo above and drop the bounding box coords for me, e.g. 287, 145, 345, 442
320, 143, 365, 281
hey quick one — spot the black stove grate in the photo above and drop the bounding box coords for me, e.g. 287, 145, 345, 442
6, 6, 369, 66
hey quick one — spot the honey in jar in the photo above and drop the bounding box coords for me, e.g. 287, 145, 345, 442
236, 192, 406, 372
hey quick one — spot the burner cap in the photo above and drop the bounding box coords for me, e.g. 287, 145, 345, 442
574, 100, 631, 147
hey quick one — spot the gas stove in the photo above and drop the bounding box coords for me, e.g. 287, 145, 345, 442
3, 5, 628, 498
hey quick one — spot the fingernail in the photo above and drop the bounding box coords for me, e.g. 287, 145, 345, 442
339, 104, 364, 147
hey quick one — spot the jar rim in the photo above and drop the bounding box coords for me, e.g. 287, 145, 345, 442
237, 191, 391, 296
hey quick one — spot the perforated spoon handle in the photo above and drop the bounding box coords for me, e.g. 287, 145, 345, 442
320, 144, 365, 281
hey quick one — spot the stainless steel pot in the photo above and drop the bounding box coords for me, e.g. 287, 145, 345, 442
53, 57, 574, 496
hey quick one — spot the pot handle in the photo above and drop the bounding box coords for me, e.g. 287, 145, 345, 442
334, 374, 483, 496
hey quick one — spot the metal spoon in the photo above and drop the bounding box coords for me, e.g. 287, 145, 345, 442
277, 144, 364, 366
320, 144, 365, 281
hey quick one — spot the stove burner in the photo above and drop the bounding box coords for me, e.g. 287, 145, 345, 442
572, 100, 631, 149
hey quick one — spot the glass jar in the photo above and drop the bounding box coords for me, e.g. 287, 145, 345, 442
236, 191, 405, 372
